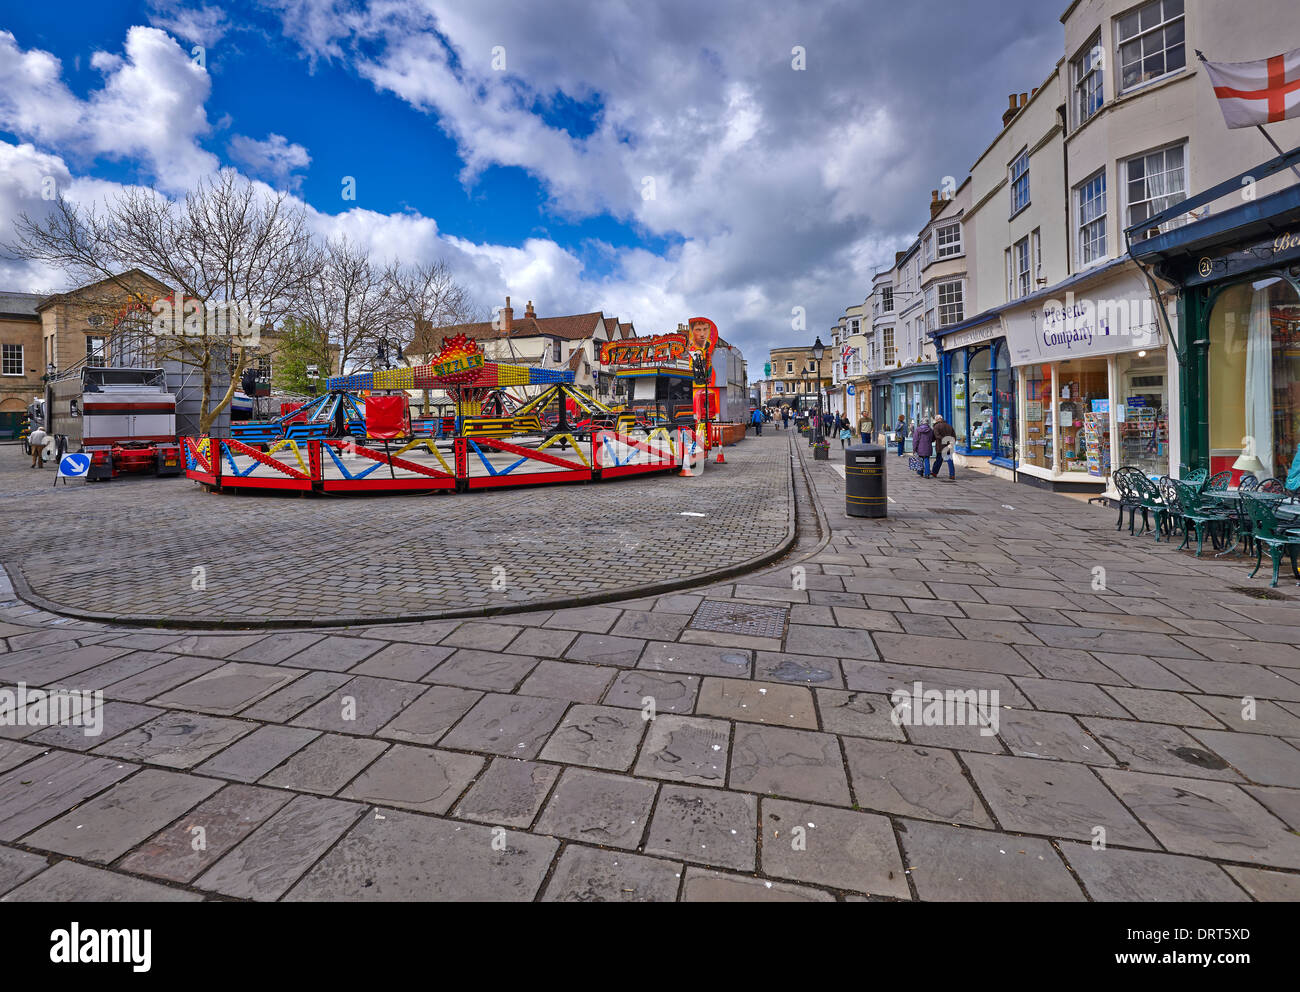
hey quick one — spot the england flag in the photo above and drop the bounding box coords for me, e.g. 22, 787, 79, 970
1202, 48, 1300, 128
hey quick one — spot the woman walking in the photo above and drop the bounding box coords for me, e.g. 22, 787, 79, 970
912, 418, 934, 478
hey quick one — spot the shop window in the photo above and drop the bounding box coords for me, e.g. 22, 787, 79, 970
951, 351, 969, 447
1117, 0, 1185, 94
1207, 277, 1300, 485
1116, 353, 1170, 478
993, 341, 1017, 462
1057, 358, 1110, 475
1023, 363, 1052, 470
967, 348, 993, 451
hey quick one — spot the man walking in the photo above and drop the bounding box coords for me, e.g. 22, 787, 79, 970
782, 406, 790, 431
894, 414, 907, 457
931, 413, 957, 481
859, 412, 873, 445
751, 406, 763, 436
29, 426, 48, 468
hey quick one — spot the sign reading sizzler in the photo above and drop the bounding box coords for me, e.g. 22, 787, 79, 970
600, 333, 688, 366
432, 353, 485, 377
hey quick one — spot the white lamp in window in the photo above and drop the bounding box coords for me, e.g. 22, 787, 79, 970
1232, 453, 1265, 478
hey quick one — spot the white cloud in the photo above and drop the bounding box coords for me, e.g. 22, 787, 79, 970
147, 1, 231, 47
228, 133, 312, 190
0, 28, 217, 192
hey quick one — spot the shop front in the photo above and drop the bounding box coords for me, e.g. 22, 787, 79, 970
935, 319, 1016, 472
1127, 151, 1300, 487
1002, 262, 1170, 492
870, 371, 892, 446
887, 364, 938, 453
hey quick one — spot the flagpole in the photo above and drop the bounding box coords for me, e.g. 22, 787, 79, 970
1197, 49, 1300, 180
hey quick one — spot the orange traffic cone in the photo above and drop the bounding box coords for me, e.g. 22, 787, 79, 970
715, 443, 726, 463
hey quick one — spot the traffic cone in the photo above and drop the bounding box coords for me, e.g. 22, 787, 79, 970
715, 443, 726, 463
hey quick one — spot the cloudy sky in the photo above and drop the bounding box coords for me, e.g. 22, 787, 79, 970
0, 0, 1065, 367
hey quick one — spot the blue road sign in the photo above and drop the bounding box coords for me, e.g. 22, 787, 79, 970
58, 453, 90, 478
846, 384, 855, 396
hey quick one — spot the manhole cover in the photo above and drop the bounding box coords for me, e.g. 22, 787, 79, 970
690, 601, 789, 639
930, 508, 975, 515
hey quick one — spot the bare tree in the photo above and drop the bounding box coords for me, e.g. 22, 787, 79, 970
299, 236, 395, 374
6, 170, 320, 432
386, 259, 483, 359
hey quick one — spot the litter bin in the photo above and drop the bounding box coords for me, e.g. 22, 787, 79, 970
845, 443, 886, 518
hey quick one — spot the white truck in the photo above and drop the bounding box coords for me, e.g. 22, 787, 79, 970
46, 367, 183, 481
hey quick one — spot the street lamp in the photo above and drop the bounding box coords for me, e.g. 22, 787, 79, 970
811, 336, 825, 436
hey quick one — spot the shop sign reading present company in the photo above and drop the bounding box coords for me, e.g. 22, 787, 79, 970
1004, 281, 1162, 366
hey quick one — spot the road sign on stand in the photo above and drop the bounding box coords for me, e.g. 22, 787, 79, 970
55, 452, 90, 486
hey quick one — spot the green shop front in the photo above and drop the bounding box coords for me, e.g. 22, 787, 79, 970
885, 363, 938, 452
1128, 147, 1300, 488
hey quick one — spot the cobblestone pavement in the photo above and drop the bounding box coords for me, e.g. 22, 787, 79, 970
1, 432, 1299, 902
0, 435, 793, 624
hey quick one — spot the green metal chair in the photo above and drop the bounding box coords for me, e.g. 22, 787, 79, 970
1183, 468, 1209, 492
1258, 478, 1285, 494
1112, 467, 1144, 534
1242, 493, 1300, 587
1205, 471, 1233, 491
1238, 475, 1261, 492
1158, 476, 1185, 541
1130, 472, 1171, 540
1169, 478, 1235, 556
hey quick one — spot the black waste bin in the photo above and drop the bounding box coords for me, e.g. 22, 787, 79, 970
845, 443, 886, 518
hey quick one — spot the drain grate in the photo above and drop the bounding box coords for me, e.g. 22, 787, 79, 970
690, 601, 789, 638
930, 508, 975, 515
1227, 586, 1291, 601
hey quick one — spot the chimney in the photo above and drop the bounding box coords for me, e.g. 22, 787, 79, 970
1019, 92, 1029, 107
930, 189, 945, 220
1031, 87, 1039, 99
501, 295, 513, 335
1002, 94, 1019, 128
525, 300, 535, 319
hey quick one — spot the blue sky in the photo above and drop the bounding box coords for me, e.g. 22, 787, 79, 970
0, 0, 1065, 365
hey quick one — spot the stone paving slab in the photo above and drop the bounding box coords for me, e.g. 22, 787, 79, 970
0, 437, 1297, 900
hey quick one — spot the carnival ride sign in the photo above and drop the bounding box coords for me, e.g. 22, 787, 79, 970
432, 353, 485, 377
601, 334, 688, 366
